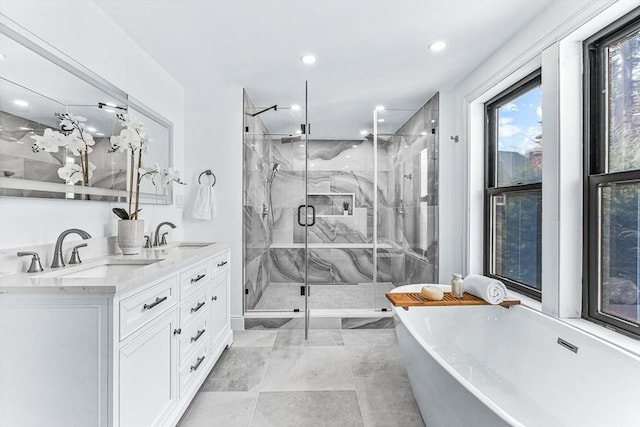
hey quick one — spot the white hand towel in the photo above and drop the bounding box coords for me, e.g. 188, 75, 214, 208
192, 183, 213, 220
463, 274, 508, 304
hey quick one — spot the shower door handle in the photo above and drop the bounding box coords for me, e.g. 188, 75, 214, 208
308, 205, 316, 226
297, 204, 316, 227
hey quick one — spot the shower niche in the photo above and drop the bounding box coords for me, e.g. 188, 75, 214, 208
307, 193, 354, 216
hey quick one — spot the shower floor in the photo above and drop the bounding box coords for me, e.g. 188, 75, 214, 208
252, 282, 396, 311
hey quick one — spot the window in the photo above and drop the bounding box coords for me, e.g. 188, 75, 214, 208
485, 71, 542, 299
585, 9, 640, 337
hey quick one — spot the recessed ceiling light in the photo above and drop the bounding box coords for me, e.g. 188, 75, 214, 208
377, 118, 385, 123
404, 145, 409, 148
87, 126, 96, 132
428, 41, 447, 52
352, 145, 358, 148
301, 55, 316, 64
360, 130, 368, 135
291, 104, 301, 110
375, 105, 385, 111
14, 99, 29, 107
421, 131, 428, 135
431, 119, 436, 123
310, 163, 315, 167
96, 132, 104, 137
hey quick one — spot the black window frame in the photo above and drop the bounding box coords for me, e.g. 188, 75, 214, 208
484, 70, 543, 300
583, 8, 640, 338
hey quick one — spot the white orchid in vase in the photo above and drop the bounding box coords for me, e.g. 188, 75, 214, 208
110, 114, 185, 220
31, 113, 96, 188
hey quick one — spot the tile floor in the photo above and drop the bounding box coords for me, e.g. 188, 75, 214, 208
178, 329, 425, 427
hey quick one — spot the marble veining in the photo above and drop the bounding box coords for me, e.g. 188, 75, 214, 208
243, 91, 439, 313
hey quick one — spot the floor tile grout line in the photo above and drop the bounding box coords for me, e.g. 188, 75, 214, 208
342, 328, 369, 427
247, 334, 276, 427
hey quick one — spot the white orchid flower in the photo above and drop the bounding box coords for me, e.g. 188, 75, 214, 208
57, 162, 83, 184
58, 113, 87, 132
64, 129, 95, 155
31, 128, 66, 152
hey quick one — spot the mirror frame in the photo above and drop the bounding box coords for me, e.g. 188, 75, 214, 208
0, 14, 174, 205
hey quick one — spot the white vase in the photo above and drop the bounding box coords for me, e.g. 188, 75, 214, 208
118, 219, 145, 255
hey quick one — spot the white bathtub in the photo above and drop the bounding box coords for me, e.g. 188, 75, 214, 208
392, 284, 640, 427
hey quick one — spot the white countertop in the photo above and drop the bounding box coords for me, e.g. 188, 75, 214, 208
0, 241, 230, 295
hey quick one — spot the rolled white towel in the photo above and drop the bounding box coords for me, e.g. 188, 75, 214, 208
464, 274, 507, 304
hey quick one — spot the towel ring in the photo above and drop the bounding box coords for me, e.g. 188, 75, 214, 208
198, 170, 216, 187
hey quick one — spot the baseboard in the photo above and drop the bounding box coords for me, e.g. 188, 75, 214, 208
230, 315, 244, 331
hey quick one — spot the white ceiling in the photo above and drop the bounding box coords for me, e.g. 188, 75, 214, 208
97, 0, 555, 139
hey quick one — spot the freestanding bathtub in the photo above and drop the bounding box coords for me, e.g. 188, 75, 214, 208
392, 284, 640, 427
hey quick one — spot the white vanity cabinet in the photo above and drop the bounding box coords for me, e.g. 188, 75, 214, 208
0, 245, 233, 427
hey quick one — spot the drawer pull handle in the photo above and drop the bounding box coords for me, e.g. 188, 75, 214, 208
191, 301, 206, 313
217, 260, 228, 267
143, 296, 167, 310
191, 273, 206, 283
212, 295, 218, 301
174, 328, 182, 335
190, 329, 206, 343
190, 356, 205, 372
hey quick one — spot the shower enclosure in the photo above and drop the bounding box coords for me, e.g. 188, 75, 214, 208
243, 85, 439, 334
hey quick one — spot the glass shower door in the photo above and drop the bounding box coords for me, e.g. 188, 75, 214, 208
242, 84, 310, 321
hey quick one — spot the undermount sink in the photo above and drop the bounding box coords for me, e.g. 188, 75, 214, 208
38, 259, 163, 279
174, 242, 214, 249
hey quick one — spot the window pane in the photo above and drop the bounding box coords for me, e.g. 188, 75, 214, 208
608, 29, 640, 173
496, 86, 542, 186
600, 181, 640, 325
491, 191, 542, 289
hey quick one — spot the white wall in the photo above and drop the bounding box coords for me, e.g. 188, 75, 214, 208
181, 85, 244, 329
437, 0, 638, 317
0, 1, 185, 249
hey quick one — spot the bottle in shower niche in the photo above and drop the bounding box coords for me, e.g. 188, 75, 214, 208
450, 273, 464, 298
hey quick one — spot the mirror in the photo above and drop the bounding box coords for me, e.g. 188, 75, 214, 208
0, 17, 173, 204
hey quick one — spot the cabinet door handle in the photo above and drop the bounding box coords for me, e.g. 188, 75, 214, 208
174, 328, 182, 335
211, 295, 217, 301
190, 329, 206, 343
143, 296, 167, 310
191, 273, 206, 283
190, 355, 205, 372
190, 301, 206, 313
217, 260, 228, 267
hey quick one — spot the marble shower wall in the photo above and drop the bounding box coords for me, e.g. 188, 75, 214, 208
243, 90, 272, 310
382, 93, 440, 285
268, 138, 388, 285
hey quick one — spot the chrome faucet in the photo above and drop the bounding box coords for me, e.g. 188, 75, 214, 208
51, 228, 92, 268
153, 222, 176, 247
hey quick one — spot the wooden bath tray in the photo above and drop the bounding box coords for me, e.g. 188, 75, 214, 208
385, 292, 520, 310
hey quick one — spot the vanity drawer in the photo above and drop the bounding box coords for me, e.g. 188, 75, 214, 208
178, 313, 210, 365
179, 260, 210, 299
120, 276, 177, 340
210, 251, 230, 275
179, 340, 210, 397
180, 285, 209, 328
